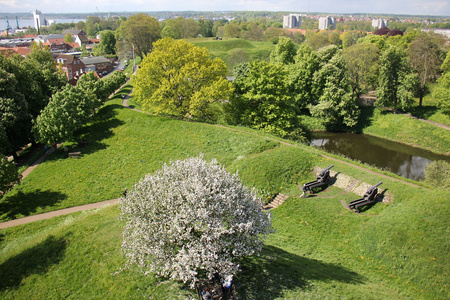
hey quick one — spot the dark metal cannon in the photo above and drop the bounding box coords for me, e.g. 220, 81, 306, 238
348, 181, 382, 212
301, 165, 334, 197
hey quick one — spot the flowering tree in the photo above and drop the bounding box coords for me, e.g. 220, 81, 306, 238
120, 156, 273, 287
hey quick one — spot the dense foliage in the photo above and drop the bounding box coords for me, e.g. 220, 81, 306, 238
115, 13, 161, 59
120, 156, 273, 287
424, 160, 450, 189
0, 46, 66, 158
133, 38, 233, 122
33, 71, 126, 145
408, 33, 445, 106
0, 155, 21, 197
230, 60, 301, 139
376, 45, 416, 111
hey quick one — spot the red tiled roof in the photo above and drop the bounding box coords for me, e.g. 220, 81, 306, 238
44, 38, 66, 45
0, 47, 31, 57
68, 42, 80, 48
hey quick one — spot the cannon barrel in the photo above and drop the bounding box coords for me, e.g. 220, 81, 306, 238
366, 181, 382, 192
318, 165, 334, 176
373, 181, 382, 188
322, 165, 334, 172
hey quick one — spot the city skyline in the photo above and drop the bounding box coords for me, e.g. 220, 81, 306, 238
1, 0, 450, 17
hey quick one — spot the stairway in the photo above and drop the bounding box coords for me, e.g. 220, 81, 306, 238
263, 193, 289, 210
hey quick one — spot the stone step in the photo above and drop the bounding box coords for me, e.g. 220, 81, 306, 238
263, 193, 289, 210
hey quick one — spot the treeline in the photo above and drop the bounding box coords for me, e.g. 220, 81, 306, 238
0, 46, 127, 196
134, 33, 449, 142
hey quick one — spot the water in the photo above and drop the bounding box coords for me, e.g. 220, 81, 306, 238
310, 132, 450, 181
1, 18, 85, 31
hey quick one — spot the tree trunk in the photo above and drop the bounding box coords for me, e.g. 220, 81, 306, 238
11, 151, 19, 161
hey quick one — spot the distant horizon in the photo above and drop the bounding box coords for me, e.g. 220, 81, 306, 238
1, 10, 449, 19
1, 0, 449, 17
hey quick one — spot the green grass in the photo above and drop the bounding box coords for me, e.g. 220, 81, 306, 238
187, 38, 275, 72
0, 204, 194, 299
405, 89, 450, 127
0, 89, 448, 299
361, 108, 450, 155
0, 94, 315, 221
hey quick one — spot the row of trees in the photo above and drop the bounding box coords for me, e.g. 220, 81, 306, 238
0, 47, 126, 197
0, 45, 66, 196
0, 43, 67, 159
34, 70, 127, 145
133, 31, 448, 142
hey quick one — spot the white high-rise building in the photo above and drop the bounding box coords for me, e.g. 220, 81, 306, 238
283, 14, 302, 29
318, 16, 336, 30
372, 19, 389, 29
33, 10, 44, 30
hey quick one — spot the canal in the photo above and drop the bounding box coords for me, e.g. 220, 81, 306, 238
310, 132, 450, 181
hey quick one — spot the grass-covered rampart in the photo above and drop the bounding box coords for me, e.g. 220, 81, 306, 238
0, 89, 448, 299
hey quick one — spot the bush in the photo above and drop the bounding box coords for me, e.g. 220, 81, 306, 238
120, 156, 273, 287
424, 160, 450, 189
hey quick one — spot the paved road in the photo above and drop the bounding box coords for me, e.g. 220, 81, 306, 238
0, 199, 119, 229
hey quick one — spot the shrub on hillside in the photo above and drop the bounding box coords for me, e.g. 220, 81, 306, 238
120, 156, 273, 287
424, 160, 450, 189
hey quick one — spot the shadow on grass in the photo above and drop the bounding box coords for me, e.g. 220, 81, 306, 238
235, 245, 364, 299
0, 234, 68, 291
0, 190, 67, 221
46, 104, 126, 159
353, 106, 375, 133
406, 105, 439, 120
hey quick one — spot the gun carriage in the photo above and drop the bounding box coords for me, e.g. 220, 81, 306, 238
347, 181, 382, 212
301, 165, 334, 197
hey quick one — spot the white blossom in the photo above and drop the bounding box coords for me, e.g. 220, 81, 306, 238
120, 156, 273, 287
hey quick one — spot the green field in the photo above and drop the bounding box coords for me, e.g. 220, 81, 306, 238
0, 89, 448, 299
187, 38, 276, 72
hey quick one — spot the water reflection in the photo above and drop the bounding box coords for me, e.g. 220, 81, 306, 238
310, 132, 449, 181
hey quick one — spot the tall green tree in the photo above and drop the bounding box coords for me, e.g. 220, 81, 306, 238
198, 19, 213, 37
433, 72, 450, 113
99, 30, 116, 55
270, 37, 296, 65
133, 38, 233, 123
161, 18, 200, 39
287, 44, 319, 111
116, 13, 161, 59
230, 60, 306, 140
0, 67, 30, 158
0, 155, 21, 198
34, 84, 97, 145
408, 33, 444, 106
64, 33, 74, 43
343, 43, 380, 97
376, 45, 415, 111
310, 50, 360, 129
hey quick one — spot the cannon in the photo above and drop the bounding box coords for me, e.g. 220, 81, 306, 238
300, 165, 334, 197
348, 181, 382, 212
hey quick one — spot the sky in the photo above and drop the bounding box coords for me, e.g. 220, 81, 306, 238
1, 0, 449, 17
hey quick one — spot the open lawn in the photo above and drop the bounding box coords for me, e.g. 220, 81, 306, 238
0, 90, 448, 299
359, 107, 450, 156
187, 38, 276, 72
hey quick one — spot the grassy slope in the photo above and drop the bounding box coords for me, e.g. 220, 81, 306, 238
360, 108, 450, 156
187, 38, 275, 71
0, 95, 448, 299
0, 95, 315, 221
